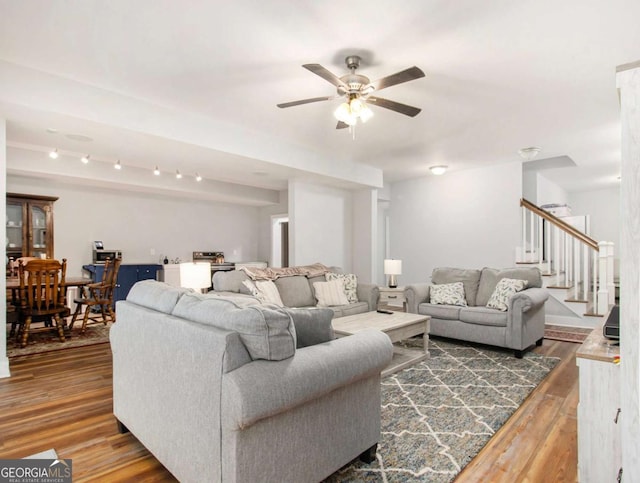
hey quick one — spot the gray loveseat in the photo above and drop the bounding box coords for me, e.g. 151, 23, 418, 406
212, 266, 378, 318
110, 280, 393, 483
405, 267, 548, 357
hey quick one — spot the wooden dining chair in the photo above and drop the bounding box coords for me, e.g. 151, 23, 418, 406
16, 258, 68, 348
69, 257, 122, 334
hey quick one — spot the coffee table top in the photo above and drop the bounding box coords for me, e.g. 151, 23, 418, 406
332, 311, 429, 335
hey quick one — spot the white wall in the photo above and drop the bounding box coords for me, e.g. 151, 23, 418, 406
257, 191, 288, 266
7, 175, 261, 277
536, 172, 569, 206
288, 180, 352, 270
352, 189, 376, 283
389, 162, 523, 285
1, 119, 9, 378
569, 187, 620, 248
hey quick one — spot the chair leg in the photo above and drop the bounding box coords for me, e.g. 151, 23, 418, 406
68, 303, 83, 331
54, 314, 66, 343
99, 304, 108, 325
359, 443, 378, 464
20, 316, 32, 348
107, 304, 116, 323
81, 304, 92, 334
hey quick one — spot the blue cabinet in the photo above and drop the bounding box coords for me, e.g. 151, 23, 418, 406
82, 264, 162, 307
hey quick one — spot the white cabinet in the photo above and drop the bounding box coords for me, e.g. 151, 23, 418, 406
576, 327, 622, 482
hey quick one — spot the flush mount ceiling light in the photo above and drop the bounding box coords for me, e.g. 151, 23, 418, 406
49, 148, 59, 159
153, 166, 160, 176
81, 154, 90, 164
195, 173, 202, 182
176, 170, 182, 179
518, 146, 541, 161
114, 159, 122, 170
429, 165, 448, 175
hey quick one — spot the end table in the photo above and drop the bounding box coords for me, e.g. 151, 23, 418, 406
378, 286, 407, 311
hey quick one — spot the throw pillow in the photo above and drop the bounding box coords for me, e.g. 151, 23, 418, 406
242, 279, 284, 307
486, 278, 528, 311
430, 282, 467, 307
285, 307, 335, 348
313, 279, 349, 307
325, 272, 358, 303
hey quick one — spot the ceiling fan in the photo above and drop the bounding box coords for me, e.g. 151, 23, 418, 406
277, 55, 425, 129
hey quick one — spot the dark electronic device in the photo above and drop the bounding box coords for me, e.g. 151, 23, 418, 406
603, 305, 620, 340
376, 309, 393, 314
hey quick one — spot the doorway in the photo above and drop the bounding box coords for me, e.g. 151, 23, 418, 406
271, 215, 289, 268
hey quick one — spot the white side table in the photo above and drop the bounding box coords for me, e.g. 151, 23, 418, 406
378, 286, 407, 311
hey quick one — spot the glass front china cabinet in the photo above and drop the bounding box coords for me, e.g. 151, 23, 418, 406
6, 193, 57, 265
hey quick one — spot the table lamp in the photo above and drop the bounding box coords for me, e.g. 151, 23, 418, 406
179, 262, 212, 293
384, 259, 402, 288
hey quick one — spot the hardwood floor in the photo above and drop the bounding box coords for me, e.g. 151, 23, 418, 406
0, 339, 579, 482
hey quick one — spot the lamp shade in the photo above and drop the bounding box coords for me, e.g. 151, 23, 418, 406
179, 262, 211, 290
384, 259, 402, 275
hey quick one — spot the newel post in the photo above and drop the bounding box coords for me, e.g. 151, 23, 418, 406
597, 241, 610, 315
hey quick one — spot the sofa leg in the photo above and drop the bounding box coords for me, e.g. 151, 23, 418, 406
514, 349, 524, 359
536, 337, 543, 346
359, 443, 377, 464
116, 419, 130, 434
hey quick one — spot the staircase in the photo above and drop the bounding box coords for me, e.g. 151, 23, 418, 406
517, 199, 615, 329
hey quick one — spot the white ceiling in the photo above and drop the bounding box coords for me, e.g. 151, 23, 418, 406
1, 0, 638, 204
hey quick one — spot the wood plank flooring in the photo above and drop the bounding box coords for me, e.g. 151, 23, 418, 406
0, 339, 579, 482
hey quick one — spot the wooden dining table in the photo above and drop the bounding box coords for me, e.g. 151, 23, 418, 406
6, 276, 93, 335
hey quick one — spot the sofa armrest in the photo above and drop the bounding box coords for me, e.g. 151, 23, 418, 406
357, 283, 380, 311
508, 287, 549, 313
222, 329, 393, 429
404, 283, 431, 314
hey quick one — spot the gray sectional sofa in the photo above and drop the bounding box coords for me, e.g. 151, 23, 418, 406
405, 267, 548, 357
110, 280, 393, 483
212, 267, 378, 317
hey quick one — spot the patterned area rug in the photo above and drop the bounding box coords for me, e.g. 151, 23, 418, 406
6, 321, 112, 358
544, 324, 592, 343
326, 338, 559, 482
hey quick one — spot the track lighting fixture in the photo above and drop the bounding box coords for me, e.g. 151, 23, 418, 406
114, 160, 122, 170
195, 173, 202, 182
153, 166, 160, 176
49, 148, 59, 159
81, 154, 90, 164
176, 170, 182, 179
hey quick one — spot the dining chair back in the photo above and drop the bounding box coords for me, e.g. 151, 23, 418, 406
17, 258, 68, 348
70, 257, 122, 333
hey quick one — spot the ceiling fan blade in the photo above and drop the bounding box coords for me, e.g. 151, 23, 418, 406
367, 66, 425, 91
336, 121, 349, 129
368, 96, 422, 117
277, 96, 335, 108
303, 64, 348, 89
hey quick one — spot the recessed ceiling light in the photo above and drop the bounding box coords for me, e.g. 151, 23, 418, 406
81, 154, 90, 164
252, 171, 268, 176
49, 148, 59, 159
66, 134, 93, 142
153, 166, 160, 176
46, 128, 58, 134
429, 165, 448, 175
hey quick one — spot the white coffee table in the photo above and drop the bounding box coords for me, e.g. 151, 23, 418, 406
332, 311, 430, 377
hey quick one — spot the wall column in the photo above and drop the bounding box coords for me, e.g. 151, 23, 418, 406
1, 118, 10, 378
617, 60, 640, 478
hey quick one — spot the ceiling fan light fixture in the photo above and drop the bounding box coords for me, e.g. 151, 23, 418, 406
334, 102, 356, 125
430, 165, 448, 175
359, 104, 374, 123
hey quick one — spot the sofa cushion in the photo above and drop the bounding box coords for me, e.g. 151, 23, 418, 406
126, 280, 190, 314
459, 306, 508, 327
325, 272, 358, 303
430, 282, 467, 306
172, 292, 296, 361
242, 280, 284, 306
285, 307, 334, 348
432, 267, 481, 306
213, 269, 250, 293
476, 267, 543, 306
274, 276, 315, 307
417, 303, 462, 320
330, 301, 370, 318
313, 279, 350, 307
486, 278, 528, 311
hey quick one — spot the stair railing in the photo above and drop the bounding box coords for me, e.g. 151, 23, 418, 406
519, 198, 614, 316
